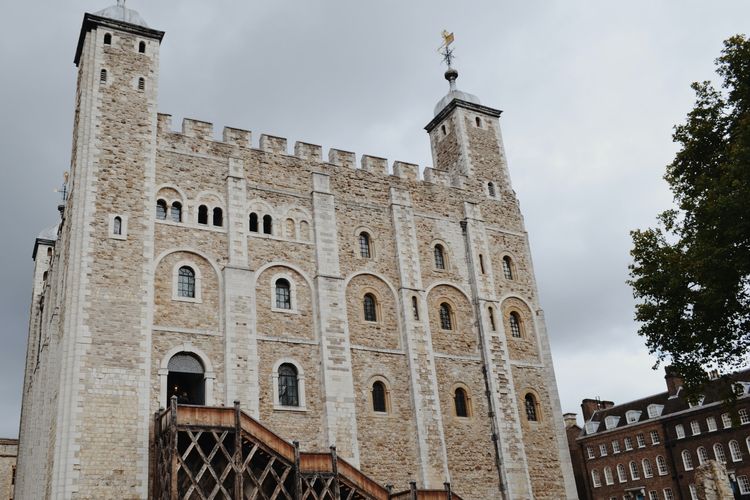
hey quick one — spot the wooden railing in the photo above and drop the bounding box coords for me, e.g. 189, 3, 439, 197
153, 399, 462, 500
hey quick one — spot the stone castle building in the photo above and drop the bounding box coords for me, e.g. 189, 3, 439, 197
15, 2, 576, 498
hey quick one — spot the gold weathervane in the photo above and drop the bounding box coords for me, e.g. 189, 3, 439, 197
439, 30, 455, 68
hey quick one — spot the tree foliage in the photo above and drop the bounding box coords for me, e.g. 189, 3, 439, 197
629, 35, 750, 393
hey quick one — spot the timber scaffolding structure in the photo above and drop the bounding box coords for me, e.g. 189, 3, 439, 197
153, 398, 464, 500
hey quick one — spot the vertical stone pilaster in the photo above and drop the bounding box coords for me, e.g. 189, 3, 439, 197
462, 202, 533, 499
390, 187, 450, 487
226, 158, 248, 268
311, 172, 360, 465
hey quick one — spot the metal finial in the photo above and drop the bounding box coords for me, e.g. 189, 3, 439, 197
117, 0, 125, 7
438, 30, 458, 91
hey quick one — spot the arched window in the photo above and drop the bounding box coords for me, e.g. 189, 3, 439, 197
488, 182, 496, 197
488, 307, 496, 331
167, 352, 205, 405
372, 381, 387, 413
434, 244, 446, 269
656, 455, 668, 475
170, 202, 182, 223
730, 440, 742, 462
475, 116, 482, 127
439, 303, 453, 330
697, 446, 709, 465
682, 450, 693, 470
177, 266, 196, 298
249, 213, 258, 232
100, 69, 107, 83
714, 443, 726, 463
591, 469, 601, 488
263, 214, 272, 235
138, 41, 146, 53
113, 216, 122, 235
502, 256, 513, 280
285, 218, 295, 239
156, 199, 167, 220
509, 312, 522, 338
104, 33, 112, 45
138, 77, 145, 91
278, 363, 299, 407
212, 207, 223, 227
198, 205, 208, 225
363, 293, 377, 322
524, 393, 538, 421
604, 466, 614, 485
359, 232, 371, 258
616, 463, 627, 482
299, 220, 310, 241
412, 296, 419, 320
642, 458, 653, 478
454, 387, 469, 417
275, 279, 291, 310
629, 461, 640, 480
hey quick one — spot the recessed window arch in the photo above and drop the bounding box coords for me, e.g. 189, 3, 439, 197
642, 458, 653, 478
177, 266, 196, 298
363, 293, 378, 322
439, 302, 453, 330
629, 461, 640, 480
453, 386, 472, 418
488, 182, 496, 198
524, 393, 538, 421
434, 244, 446, 270
100, 69, 107, 83
272, 359, 306, 410
263, 214, 273, 235
730, 439, 743, 462
617, 463, 627, 483
370, 378, 390, 413
212, 207, 223, 227
113, 216, 122, 235
604, 466, 614, 485
285, 218, 296, 239
104, 33, 112, 45
156, 199, 167, 220
198, 205, 208, 225
509, 311, 522, 338
299, 220, 310, 241
502, 255, 514, 280
359, 231, 372, 258
656, 455, 668, 475
249, 212, 258, 232
138, 41, 146, 53
275, 278, 291, 310
170, 202, 182, 223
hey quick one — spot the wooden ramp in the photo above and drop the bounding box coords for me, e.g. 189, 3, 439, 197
153, 399, 463, 500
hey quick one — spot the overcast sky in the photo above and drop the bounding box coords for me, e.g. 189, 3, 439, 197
0, 1, 748, 438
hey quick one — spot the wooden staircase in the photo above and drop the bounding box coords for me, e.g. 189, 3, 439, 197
152, 399, 463, 500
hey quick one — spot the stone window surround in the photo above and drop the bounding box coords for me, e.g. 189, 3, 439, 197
354, 226, 377, 260
108, 213, 127, 240
157, 343, 216, 407
172, 260, 202, 303
271, 358, 307, 412
506, 308, 525, 340
360, 287, 382, 324
436, 298, 458, 332
367, 375, 392, 415
270, 271, 299, 314
522, 388, 543, 424
430, 239, 451, 272
450, 382, 473, 419
500, 253, 517, 281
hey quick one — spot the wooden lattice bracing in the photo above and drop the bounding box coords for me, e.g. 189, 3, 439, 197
153, 399, 462, 500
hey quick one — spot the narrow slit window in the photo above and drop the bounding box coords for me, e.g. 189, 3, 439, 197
525, 393, 538, 421
104, 33, 112, 45
363, 294, 377, 322
138, 41, 146, 53
479, 254, 485, 274
249, 213, 258, 232
359, 232, 371, 258
454, 388, 469, 417
502, 256, 513, 280
263, 214, 272, 235
275, 279, 291, 310
198, 205, 208, 225
509, 312, 522, 338
439, 303, 453, 330
372, 381, 387, 412
113, 216, 122, 235
156, 199, 167, 220
412, 296, 419, 320
475, 116, 482, 127
488, 307, 496, 331
434, 244, 446, 269
488, 182, 496, 197
212, 207, 223, 227
170, 202, 182, 223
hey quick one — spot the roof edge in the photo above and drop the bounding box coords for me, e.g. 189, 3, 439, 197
74, 13, 165, 66
424, 98, 502, 133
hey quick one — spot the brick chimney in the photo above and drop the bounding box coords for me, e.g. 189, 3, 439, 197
664, 366, 684, 397
580, 399, 615, 421
563, 413, 578, 428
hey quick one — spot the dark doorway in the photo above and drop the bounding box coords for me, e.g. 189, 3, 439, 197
167, 352, 205, 405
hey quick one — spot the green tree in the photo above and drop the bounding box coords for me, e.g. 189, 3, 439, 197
629, 35, 750, 394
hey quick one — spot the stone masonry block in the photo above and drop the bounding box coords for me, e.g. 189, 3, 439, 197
259, 134, 288, 154
392, 161, 419, 181
360, 155, 388, 175
294, 141, 323, 161
328, 148, 356, 168
182, 118, 214, 140
222, 127, 252, 148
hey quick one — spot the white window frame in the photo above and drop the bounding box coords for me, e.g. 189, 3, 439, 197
675, 424, 685, 439
636, 433, 646, 448
617, 463, 627, 483
585, 421, 600, 435
682, 450, 693, 470
271, 358, 307, 411
586, 446, 595, 459
689, 484, 698, 500
647, 404, 664, 418
629, 461, 640, 480
707, 415, 717, 432
714, 443, 727, 463
649, 492, 658, 500
605, 415, 620, 430
172, 261, 202, 303
108, 214, 128, 240
722, 412, 732, 428
599, 443, 608, 457
642, 458, 653, 478
656, 455, 668, 476
270, 272, 299, 314
650, 430, 660, 445
663, 488, 674, 500
738, 475, 750, 495
624, 436, 633, 450
730, 439, 743, 462
690, 420, 701, 435
740, 408, 750, 424
604, 466, 614, 485
612, 440, 620, 454
697, 446, 709, 465
591, 469, 602, 488
626, 410, 642, 423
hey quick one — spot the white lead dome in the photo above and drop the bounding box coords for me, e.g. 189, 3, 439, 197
94, 0, 148, 28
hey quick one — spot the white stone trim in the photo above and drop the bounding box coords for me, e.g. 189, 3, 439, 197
271, 358, 307, 411
353, 225, 377, 260
108, 213, 127, 240
158, 343, 216, 407
172, 259, 202, 303
269, 271, 299, 313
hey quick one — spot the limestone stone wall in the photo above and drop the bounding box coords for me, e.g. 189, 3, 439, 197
0, 439, 17, 500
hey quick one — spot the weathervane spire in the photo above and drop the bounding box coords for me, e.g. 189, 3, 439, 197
117, 0, 125, 7
438, 30, 458, 91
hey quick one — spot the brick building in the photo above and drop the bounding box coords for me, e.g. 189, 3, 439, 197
568, 368, 750, 500
0, 439, 17, 500
15, 2, 577, 498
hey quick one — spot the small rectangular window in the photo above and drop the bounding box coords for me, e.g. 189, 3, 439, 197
740, 409, 750, 424
707, 416, 717, 432
722, 413, 732, 428
650, 430, 660, 445
612, 440, 620, 453
690, 420, 701, 435
676, 424, 685, 439
636, 433, 646, 448
586, 446, 595, 459
738, 476, 750, 495
624, 437, 633, 450
599, 444, 607, 457
664, 488, 674, 500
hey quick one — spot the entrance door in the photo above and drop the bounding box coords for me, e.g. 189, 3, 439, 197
167, 352, 205, 405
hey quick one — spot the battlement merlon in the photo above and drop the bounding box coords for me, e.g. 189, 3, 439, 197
74, 12, 165, 66
424, 98, 502, 133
